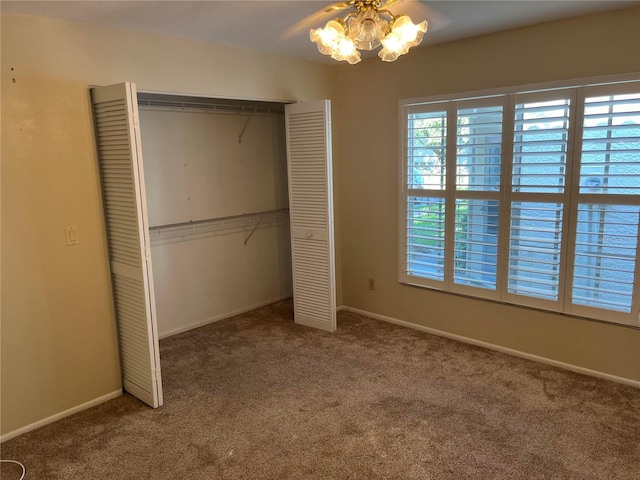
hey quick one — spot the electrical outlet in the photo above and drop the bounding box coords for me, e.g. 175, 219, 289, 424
368, 278, 375, 291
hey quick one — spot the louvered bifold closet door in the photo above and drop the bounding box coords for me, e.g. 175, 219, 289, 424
91, 83, 163, 407
285, 100, 336, 332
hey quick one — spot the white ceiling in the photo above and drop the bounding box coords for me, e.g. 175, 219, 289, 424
3, 0, 639, 63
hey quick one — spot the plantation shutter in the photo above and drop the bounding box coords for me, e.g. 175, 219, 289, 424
91, 82, 163, 407
403, 107, 448, 286
285, 100, 336, 332
452, 101, 503, 296
569, 83, 640, 321
400, 78, 639, 326
506, 93, 573, 308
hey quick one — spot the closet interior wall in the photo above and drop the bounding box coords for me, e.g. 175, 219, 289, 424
138, 93, 292, 338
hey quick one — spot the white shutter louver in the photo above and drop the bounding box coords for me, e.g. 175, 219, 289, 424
572, 204, 639, 313
456, 105, 503, 191
579, 93, 640, 195
512, 98, 570, 194
508, 202, 564, 301
285, 101, 336, 332
407, 197, 446, 281
406, 110, 447, 190
91, 83, 163, 407
454, 199, 499, 290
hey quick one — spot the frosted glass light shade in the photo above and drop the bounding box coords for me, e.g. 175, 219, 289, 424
310, 19, 361, 64
348, 8, 388, 51
310, 20, 346, 56
332, 37, 362, 64
379, 15, 428, 62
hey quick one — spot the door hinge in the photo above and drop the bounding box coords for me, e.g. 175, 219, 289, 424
151, 367, 161, 385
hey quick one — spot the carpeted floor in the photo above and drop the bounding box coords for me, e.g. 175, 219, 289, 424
2, 300, 639, 479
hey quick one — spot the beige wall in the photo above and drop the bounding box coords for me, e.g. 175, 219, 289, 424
0, 13, 335, 436
334, 7, 640, 381
2, 6, 639, 439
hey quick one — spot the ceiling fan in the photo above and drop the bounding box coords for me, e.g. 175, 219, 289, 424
295, 0, 431, 64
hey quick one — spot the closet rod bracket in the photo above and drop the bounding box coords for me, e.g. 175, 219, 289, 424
244, 216, 264, 246
238, 108, 257, 144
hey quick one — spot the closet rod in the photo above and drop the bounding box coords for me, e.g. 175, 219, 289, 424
138, 99, 283, 115
149, 208, 289, 232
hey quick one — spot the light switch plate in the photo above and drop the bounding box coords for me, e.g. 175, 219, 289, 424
65, 226, 79, 246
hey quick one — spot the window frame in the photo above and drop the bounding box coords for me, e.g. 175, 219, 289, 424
398, 75, 640, 328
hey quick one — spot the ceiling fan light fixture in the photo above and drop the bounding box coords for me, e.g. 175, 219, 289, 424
310, 0, 428, 64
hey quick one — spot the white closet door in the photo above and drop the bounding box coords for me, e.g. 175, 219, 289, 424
91, 83, 163, 407
285, 100, 337, 332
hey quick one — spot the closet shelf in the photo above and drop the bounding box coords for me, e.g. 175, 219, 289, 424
148, 208, 290, 246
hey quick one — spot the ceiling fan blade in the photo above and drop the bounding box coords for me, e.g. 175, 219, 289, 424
379, 0, 405, 10
324, 1, 354, 13
281, 6, 337, 40
384, 0, 450, 34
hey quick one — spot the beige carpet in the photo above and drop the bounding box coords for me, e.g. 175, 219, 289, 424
2, 300, 639, 479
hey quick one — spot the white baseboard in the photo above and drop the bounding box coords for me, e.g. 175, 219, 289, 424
159, 295, 292, 339
338, 305, 640, 389
1, 389, 122, 443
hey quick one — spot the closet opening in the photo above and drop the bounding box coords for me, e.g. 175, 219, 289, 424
92, 83, 335, 407
136, 92, 294, 340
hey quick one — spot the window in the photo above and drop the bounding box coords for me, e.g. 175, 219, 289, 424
400, 79, 640, 326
